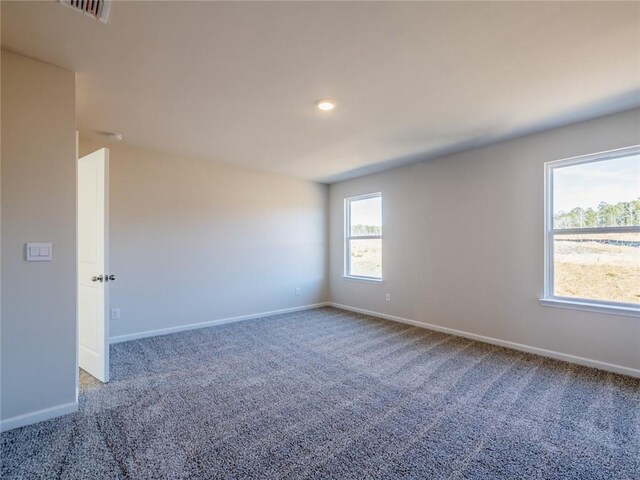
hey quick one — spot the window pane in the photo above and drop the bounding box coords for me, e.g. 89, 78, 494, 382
553, 154, 640, 229
350, 239, 382, 278
350, 196, 382, 236
554, 232, 640, 304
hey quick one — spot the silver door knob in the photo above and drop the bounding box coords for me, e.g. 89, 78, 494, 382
107, 274, 116, 281
91, 275, 104, 282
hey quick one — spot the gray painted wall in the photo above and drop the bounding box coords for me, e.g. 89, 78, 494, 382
329, 108, 640, 372
79, 140, 328, 340
1, 52, 77, 421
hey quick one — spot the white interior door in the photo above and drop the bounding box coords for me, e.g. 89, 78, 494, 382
78, 148, 110, 382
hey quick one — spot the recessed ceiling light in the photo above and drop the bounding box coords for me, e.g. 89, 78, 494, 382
315, 99, 336, 111
97, 131, 123, 141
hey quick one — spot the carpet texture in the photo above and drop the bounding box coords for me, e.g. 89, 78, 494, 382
2, 307, 639, 479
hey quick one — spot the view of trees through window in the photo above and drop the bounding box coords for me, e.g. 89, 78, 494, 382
551, 152, 639, 305
554, 199, 640, 228
347, 195, 382, 278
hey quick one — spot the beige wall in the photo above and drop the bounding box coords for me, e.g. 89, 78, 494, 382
329, 108, 640, 374
79, 140, 328, 340
1, 51, 77, 422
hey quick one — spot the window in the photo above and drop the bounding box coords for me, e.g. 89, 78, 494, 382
345, 193, 382, 280
544, 146, 640, 313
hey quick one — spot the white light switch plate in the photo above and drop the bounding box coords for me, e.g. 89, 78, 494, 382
26, 242, 53, 262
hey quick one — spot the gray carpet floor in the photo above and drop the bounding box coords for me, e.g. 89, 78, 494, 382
2, 307, 639, 479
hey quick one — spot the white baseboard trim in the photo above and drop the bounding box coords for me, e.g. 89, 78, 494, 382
110, 302, 330, 344
328, 303, 640, 379
0, 401, 78, 433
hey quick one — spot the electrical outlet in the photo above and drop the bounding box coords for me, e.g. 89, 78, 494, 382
295, 287, 300, 296
111, 308, 121, 320
386, 293, 391, 302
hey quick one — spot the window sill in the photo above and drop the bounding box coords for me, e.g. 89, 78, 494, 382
539, 298, 640, 318
342, 275, 384, 284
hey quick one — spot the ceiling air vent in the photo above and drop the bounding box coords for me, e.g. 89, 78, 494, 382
60, 0, 111, 24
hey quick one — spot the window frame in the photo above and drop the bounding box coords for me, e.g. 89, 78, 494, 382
542, 145, 640, 317
344, 192, 383, 282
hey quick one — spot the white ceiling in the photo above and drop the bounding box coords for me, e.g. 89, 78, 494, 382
2, 1, 639, 183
